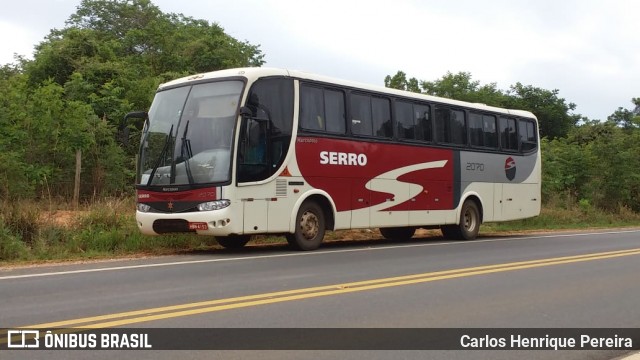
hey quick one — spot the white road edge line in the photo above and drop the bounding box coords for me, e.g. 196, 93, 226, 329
0, 229, 638, 281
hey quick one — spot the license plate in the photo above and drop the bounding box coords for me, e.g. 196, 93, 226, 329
188, 222, 209, 230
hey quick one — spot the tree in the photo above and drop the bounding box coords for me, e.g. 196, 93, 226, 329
419, 71, 507, 106
26, 0, 265, 123
384, 71, 420, 93
1, 0, 266, 201
607, 98, 640, 129
505, 83, 577, 139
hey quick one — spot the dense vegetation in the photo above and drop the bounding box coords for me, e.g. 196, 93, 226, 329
0, 0, 263, 201
0, 0, 638, 261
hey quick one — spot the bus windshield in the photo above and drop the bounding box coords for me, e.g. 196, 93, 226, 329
138, 80, 243, 186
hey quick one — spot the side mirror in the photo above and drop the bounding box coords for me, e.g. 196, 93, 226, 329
239, 106, 252, 118
124, 111, 148, 121
120, 111, 148, 147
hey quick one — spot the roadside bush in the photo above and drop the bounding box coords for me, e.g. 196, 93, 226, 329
0, 226, 30, 260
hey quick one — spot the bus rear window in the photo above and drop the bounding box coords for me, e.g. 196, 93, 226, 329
518, 119, 537, 152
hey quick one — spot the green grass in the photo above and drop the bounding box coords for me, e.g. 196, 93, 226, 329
1, 198, 639, 265
0, 199, 219, 264
483, 203, 640, 233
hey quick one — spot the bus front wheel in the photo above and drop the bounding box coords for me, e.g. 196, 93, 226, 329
441, 200, 480, 240
216, 235, 251, 249
287, 201, 326, 251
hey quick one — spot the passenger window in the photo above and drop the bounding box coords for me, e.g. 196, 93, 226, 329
372, 97, 392, 138
300, 85, 324, 131
396, 101, 431, 141
499, 117, 518, 151
395, 101, 415, 139
436, 107, 466, 145
469, 113, 483, 146
483, 115, 497, 148
350, 94, 373, 136
324, 89, 346, 134
415, 104, 431, 141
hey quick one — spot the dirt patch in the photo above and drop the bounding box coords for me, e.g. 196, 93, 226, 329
39, 210, 88, 228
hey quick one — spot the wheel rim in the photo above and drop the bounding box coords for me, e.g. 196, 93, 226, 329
299, 210, 319, 240
463, 208, 477, 232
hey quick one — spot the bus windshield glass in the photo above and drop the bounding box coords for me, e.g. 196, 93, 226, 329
138, 80, 243, 186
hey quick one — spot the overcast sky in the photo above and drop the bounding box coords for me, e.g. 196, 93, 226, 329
1, 0, 638, 120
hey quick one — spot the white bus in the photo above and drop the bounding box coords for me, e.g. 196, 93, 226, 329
129, 67, 540, 250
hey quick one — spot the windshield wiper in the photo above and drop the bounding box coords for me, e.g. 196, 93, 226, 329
147, 124, 174, 186
176, 120, 195, 184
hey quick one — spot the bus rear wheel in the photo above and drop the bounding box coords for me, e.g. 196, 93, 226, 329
441, 200, 480, 240
216, 235, 251, 249
286, 201, 326, 251
379, 227, 415, 240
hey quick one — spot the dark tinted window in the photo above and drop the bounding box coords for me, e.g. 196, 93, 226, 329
396, 101, 431, 141
395, 101, 415, 139
300, 85, 345, 134
415, 104, 432, 141
499, 117, 518, 151
325, 89, 346, 133
470, 112, 498, 149
483, 115, 497, 148
238, 77, 294, 182
372, 97, 392, 138
469, 113, 483, 146
300, 86, 323, 131
518, 119, 537, 152
350, 94, 372, 136
435, 107, 466, 145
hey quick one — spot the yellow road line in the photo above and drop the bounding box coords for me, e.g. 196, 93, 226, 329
11, 247, 640, 330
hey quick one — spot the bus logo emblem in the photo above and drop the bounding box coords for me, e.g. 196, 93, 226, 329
505, 157, 516, 181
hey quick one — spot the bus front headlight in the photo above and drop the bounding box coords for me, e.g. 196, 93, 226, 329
137, 203, 151, 213
198, 200, 230, 211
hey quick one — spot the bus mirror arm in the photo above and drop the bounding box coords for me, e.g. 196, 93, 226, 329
120, 111, 148, 147
239, 106, 253, 118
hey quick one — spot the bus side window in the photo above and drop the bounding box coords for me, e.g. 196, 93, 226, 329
300, 85, 324, 131
499, 117, 518, 151
372, 97, 392, 138
469, 113, 483, 146
324, 89, 346, 134
483, 115, 497, 148
350, 94, 373, 136
414, 104, 431, 142
436, 107, 466, 145
395, 101, 415, 140
470, 113, 497, 148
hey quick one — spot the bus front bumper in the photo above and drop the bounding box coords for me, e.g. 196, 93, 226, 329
135, 207, 241, 236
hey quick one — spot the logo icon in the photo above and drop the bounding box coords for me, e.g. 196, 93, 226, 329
7, 330, 40, 348
505, 157, 516, 181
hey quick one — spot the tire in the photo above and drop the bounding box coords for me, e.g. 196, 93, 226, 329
286, 201, 326, 251
440, 200, 481, 240
379, 227, 415, 240
216, 235, 251, 249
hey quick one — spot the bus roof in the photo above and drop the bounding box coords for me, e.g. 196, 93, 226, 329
159, 67, 536, 119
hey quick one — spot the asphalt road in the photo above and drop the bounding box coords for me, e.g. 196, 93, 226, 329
1, 229, 639, 360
